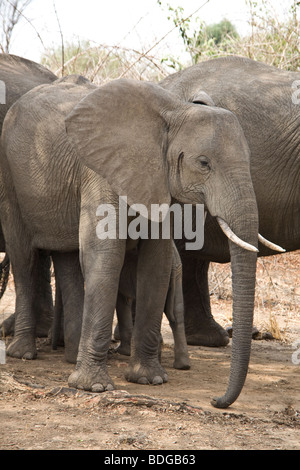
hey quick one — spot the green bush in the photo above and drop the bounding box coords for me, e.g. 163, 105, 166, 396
158, 0, 300, 71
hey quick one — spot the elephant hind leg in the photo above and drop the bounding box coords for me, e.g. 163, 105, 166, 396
6, 248, 39, 360
115, 293, 133, 356
183, 259, 229, 347
51, 251, 84, 364
0, 251, 54, 339
33, 251, 54, 337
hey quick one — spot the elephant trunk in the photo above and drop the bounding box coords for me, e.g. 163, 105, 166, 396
212, 242, 257, 408
0, 254, 10, 299
210, 172, 258, 408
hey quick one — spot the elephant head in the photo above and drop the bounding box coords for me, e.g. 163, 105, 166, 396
65, 78, 260, 408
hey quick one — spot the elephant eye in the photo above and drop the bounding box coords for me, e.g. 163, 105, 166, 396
197, 156, 211, 171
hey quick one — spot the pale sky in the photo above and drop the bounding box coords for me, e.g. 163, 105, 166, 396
6, 0, 291, 63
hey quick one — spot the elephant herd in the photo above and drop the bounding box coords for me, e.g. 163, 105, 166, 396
0, 54, 298, 408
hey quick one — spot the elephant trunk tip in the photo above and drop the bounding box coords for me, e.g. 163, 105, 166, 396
211, 395, 233, 409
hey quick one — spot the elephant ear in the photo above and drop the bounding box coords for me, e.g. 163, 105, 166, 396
65, 79, 180, 218
191, 90, 215, 106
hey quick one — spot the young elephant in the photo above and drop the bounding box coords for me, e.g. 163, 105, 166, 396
1, 75, 260, 408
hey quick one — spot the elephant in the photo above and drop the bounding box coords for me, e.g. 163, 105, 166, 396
0, 55, 187, 366
159, 56, 299, 348
0, 73, 262, 409
0, 53, 57, 337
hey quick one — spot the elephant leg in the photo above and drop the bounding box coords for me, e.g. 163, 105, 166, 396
0, 253, 10, 299
182, 258, 229, 347
6, 248, 39, 360
0, 252, 53, 338
125, 238, 172, 386
68, 236, 127, 392
115, 293, 133, 356
33, 251, 54, 337
51, 251, 84, 363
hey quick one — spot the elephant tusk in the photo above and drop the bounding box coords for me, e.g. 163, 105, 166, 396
258, 234, 286, 253
216, 217, 259, 253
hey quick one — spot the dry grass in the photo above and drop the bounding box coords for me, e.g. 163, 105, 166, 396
41, 40, 171, 84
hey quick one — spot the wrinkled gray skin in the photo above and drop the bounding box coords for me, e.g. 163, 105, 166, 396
116, 243, 190, 370
160, 56, 300, 348
0, 54, 57, 337
1, 75, 259, 408
51, 243, 190, 370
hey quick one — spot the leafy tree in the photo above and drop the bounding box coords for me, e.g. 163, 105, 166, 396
157, 2, 239, 65
204, 18, 239, 45
158, 0, 300, 71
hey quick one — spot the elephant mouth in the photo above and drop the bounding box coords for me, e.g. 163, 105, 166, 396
215, 216, 285, 254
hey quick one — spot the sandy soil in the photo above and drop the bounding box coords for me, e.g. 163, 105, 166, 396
0, 251, 299, 451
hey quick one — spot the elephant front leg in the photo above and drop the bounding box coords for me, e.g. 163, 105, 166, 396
68, 244, 126, 392
125, 238, 173, 386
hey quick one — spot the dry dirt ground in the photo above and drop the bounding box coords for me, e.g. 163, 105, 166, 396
0, 251, 299, 451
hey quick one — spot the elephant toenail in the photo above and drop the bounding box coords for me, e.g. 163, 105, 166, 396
106, 383, 114, 391
152, 376, 163, 385
137, 377, 149, 385
91, 383, 105, 392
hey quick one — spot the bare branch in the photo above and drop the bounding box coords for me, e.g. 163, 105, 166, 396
118, 0, 210, 78
0, 0, 45, 52
52, 0, 65, 76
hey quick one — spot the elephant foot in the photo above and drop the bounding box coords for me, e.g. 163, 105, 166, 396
173, 353, 190, 370
125, 358, 168, 385
68, 361, 115, 392
7, 335, 37, 360
185, 320, 229, 347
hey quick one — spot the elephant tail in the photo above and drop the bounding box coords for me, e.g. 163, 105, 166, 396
0, 254, 10, 299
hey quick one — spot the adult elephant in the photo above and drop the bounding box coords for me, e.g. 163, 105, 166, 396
160, 56, 299, 347
0, 54, 57, 337
1, 74, 262, 409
